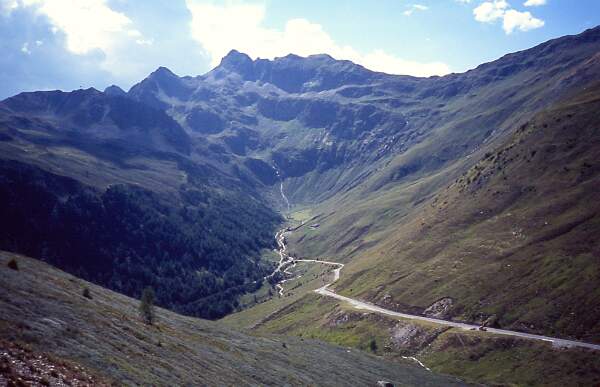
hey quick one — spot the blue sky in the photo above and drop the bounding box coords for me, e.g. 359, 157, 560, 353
1, 0, 599, 99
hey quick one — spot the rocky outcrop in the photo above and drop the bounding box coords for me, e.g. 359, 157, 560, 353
423, 298, 454, 319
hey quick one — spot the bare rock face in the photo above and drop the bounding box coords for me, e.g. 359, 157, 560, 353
389, 324, 424, 348
326, 310, 353, 328
388, 322, 442, 352
423, 297, 454, 319
0, 340, 110, 385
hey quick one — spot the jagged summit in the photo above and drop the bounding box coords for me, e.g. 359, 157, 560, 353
127, 66, 192, 109
209, 49, 383, 92
72, 87, 101, 95
219, 50, 337, 70
104, 84, 126, 96
148, 66, 179, 80
218, 49, 255, 78
220, 49, 253, 65
304, 53, 336, 61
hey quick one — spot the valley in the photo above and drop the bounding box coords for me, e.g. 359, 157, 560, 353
1, 22, 600, 386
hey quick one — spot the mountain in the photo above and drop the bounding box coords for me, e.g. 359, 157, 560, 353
279, 28, 600, 342
224, 85, 600, 387
0, 251, 464, 386
0, 86, 282, 320
2, 87, 190, 154
1, 24, 600, 386
285, 85, 600, 336
330, 85, 600, 338
212, 27, 600, 385
125, 26, 600, 206
103, 84, 127, 97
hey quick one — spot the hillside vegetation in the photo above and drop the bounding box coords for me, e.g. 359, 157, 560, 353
0, 89, 281, 319
251, 294, 600, 387
0, 251, 464, 386
321, 86, 600, 342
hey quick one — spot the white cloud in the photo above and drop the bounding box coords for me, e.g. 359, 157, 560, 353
135, 38, 154, 46
524, 0, 546, 6
4, 0, 153, 80
19, 39, 43, 54
185, 1, 450, 77
474, 0, 544, 34
0, 0, 17, 14
474, 0, 509, 22
21, 42, 31, 54
404, 4, 428, 16
361, 50, 450, 77
503, 9, 544, 32
16, 0, 139, 55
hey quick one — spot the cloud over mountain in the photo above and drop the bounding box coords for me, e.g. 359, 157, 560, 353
474, 0, 544, 34
185, 0, 450, 77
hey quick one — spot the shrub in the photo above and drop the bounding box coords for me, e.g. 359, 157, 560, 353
7, 258, 18, 270
369, 338, 378, 353
139, 287, 156, 325
82, 287, 92, 299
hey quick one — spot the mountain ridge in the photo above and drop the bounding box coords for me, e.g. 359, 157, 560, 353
119, 24, 600, 207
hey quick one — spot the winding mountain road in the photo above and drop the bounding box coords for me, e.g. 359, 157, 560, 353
270, 228, 600, 352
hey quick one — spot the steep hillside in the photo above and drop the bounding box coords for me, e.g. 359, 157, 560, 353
289, 84, 600, 342
250, 293, 600, 387
283, 26, 600, 264
0, 251, 464, 386
0, 88, 282, 319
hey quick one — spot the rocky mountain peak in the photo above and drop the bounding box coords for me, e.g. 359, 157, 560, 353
104, 85, 126, 97
148, 66, 178, 81
216, 50, 256, 81
127, 66, 191, 109
219, 49, 254, 72
211, 50, 379, 92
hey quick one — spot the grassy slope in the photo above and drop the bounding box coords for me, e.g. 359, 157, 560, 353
0, 252, 464, 386
253, 294, 600, 387
286, 86, 600, 343
284, 29, 600, 267
334, 87, 600, 340
223, 259, 337, 329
